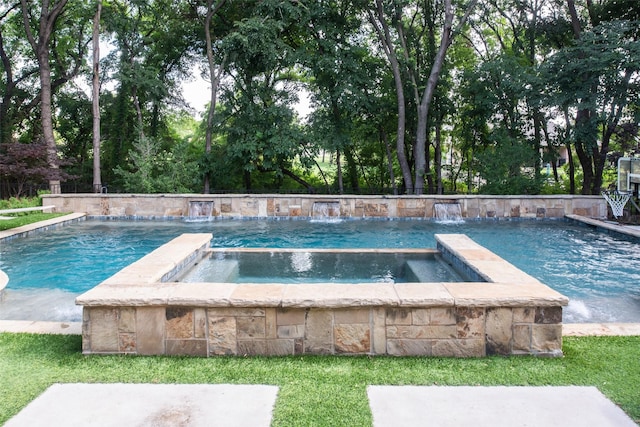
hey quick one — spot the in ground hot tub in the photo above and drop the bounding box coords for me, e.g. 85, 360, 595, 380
76, 233, 568, 357
178, 249, 468, 284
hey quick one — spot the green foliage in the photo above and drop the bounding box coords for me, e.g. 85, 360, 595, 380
114, 135, 200, 193
475, 130, 542, 195
0, 334, 639, 425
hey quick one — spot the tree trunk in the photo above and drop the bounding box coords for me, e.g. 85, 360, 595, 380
20, 0, 68, 194
414, 0, 476, 195
435, 119, 443, 194
368, 1, 412, 193
203, 0, 227, 194
92, 0, 102, 193
336, 149, 343, 194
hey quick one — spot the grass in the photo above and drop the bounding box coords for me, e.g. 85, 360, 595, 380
0, 334, 638, 425
0, 212, 68, 231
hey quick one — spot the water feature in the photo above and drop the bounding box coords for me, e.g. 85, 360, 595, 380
188, 201, 214, 218
433, 202, 463, 223
311, 201, 340, 219
1, 218, 639, 323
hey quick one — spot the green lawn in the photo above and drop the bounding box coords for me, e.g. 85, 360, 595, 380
0, 213, 67, 231
0, 333, 638, 426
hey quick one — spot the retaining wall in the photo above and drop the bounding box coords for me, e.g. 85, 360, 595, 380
42, 194, 607, 219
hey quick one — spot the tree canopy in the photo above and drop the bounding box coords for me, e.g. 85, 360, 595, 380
1, 0, 638, 197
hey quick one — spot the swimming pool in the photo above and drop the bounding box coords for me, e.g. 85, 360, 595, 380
1, 218, 639, 323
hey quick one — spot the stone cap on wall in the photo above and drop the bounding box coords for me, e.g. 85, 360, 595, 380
76, 233, 569, 310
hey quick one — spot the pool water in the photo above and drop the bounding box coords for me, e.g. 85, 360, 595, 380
0, 218, 639, 323
180, 251, 464, 284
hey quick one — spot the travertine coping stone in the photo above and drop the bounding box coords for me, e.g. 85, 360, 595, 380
393, 283, 455, 306
100, 233, 213, 285
0, 212, 86, 241
444, 282, 568, 307
436, 234, 569, 307
280, 283, 399, 308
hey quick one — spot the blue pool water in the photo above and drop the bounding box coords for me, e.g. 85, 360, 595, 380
0, 218, 639, 323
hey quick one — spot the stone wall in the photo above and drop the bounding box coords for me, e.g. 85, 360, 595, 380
77, 234, 568, 357
43, 194, 607, 219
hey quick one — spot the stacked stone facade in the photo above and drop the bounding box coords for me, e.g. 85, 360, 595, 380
43, 194, 607, 219
81, 305, 563, 357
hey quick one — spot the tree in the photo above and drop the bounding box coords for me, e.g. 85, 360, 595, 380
202, 0, 227, 194
20, 0, 69, 194
368, 0, 476, 194
545, 3, 640, 194
0, 140, 71, 196
92, 0, 102, 193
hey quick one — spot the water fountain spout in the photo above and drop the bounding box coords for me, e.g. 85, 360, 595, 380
433, 202, 463, 223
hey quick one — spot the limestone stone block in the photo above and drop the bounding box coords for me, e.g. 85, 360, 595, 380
334, 308, 370, 324
166, 339, 207, 356
535, 307, 562, 324
513, 307, 535, 323
90, 308, 119, 352
194, 308, 207, 338
277, 308, 306, 325
485, 308, 513, 355
411, 309, 430, 325
265, 308, 277, 339
387, 325, 456, 340
364, 203, 388, 217
208, 315, 237, 355
387, 339, 432, 356
208, 307, 265, 317
237, 316, 266, 339
430, 307, 456, 326
277, 325, 305, 338
238, 339, 295, 356
136, 307, 166, 355
303, 309, 333, 354
165, 307, 194, 339
386, 308, 412, 325
512, 324, 532, 353
372, 307, 387, 355
456, 307, 485, 338
532, 324, 563, 354
118, 308, 136, 333
334, 324, 370, 354
432, 339, 485, 357
118, 332, 136, 353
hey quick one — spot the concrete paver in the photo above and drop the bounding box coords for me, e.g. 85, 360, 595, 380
368, 385, 637, 427
5, 383, 279, 427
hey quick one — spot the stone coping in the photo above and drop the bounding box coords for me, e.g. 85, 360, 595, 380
0, 212, 86, 242
567, 214, 640, 239
76, 233, 569, 310
46, 193, 606, 200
